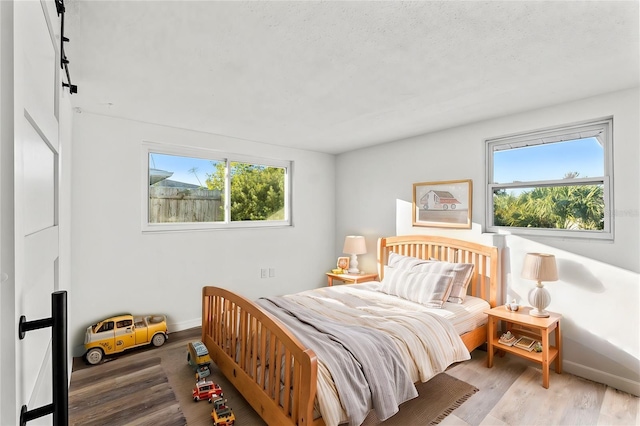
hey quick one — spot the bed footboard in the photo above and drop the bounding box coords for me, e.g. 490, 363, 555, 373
202, 286, 318, 426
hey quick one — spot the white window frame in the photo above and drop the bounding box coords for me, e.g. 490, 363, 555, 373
485, 118, 613, 240
141, 142, 292, 232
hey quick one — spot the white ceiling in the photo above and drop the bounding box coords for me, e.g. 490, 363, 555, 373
64, 1, 639, 155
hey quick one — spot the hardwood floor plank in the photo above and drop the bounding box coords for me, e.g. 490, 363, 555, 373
71, 381, 176, 425
557, 374, 606, 426
439, 413, 470, 425
479, 414, 509, 426
70, 365, 167, 402
447, 350, 527, 425
125, 402, 186, 426
488, 366, 567, 425
596, 386, 638, 425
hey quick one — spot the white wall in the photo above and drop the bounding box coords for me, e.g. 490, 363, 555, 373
336, 88, 640, 395
70, 113, 336, 356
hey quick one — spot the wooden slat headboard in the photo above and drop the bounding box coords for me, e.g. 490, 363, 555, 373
377, 235, 499, 308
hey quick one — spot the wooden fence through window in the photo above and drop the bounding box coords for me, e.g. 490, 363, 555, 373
149, 187, 222, 223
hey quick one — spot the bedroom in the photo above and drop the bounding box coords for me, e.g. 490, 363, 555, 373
0, 1, 638, 425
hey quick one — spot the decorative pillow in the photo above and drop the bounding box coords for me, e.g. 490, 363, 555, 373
412, 261, 474, 304
379, 267, 454, 308
387, 252, 428, 270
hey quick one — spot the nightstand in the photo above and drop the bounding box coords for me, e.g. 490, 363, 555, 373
325, 272, 378, 287
485, 305, 562, 388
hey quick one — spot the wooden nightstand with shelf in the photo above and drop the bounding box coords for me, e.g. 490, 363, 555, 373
485, 305, 562, 389
325, 272, 378, 287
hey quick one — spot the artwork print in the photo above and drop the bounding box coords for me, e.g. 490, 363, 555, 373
412, 179, 472, 228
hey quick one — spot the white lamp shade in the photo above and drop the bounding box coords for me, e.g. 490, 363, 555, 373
521, 253, 558, 282
343, 236, 367, 255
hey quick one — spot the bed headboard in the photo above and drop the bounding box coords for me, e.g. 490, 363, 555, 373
377, 235, 499, 307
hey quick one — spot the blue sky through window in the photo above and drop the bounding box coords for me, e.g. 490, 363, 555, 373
493, 137, 604, 183
150, 153, 219, 186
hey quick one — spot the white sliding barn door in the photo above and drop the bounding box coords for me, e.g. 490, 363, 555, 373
1, 1, 66, 424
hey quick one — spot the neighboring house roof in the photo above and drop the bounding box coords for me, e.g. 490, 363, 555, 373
152, 179, 201, 189
149, 168, 173, 185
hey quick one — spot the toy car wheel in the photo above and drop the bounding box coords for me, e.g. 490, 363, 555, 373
85, 348, 103, 365
151, 333, 166, 347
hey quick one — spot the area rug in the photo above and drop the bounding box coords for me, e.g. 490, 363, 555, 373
69, 356, 186, 426
161, 335, 478, 425
360, 372, 479, 425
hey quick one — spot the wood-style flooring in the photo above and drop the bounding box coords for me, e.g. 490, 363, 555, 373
444, 350, 639, 426
69, 356, 186, 426
70, 328, 639, 426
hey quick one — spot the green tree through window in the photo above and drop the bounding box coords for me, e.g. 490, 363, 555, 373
206, 162, 285, 221
493, 174, 604, 230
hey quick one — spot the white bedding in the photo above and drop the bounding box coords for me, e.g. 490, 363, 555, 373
355, 281, 490, 335
281, 283, 488, 426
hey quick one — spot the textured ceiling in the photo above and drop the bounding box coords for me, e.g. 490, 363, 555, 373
64, 1, 639, 154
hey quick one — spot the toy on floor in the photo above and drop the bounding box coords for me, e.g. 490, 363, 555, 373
187, 340, 212, 379
83, 314, 168, 365
211, 397, 236, 426
192, 379, 224, 402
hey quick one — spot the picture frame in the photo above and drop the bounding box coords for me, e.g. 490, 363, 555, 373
412, 179, 472, 228
514, 336, 536, 351
336, 257, 350, 271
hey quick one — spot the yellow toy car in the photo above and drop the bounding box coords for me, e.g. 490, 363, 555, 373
84, 314, 168, 364
211, 399, 235, 426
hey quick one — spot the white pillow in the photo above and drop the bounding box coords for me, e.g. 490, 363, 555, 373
412, 261, 474, 304
379, 267, 454, 308
387, 252, 428, 270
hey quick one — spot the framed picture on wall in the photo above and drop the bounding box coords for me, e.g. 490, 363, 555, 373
412, 179, 472, 228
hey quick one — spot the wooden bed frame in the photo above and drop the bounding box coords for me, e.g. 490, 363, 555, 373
201, 235, 499, 426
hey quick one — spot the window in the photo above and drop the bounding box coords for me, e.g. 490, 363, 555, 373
142, 143, 292, 231
486, 118, 613, 240
116, 319, 132, 328
96, 321, 114, 333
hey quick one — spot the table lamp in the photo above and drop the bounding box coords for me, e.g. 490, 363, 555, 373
343, 236, 366, 274
521, 253, 558, 318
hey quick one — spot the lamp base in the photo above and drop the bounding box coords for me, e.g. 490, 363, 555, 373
347, 254, 360, 274
529, 308, 550, 318
528, 284, 551, 318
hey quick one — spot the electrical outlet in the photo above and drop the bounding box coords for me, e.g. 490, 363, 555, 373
261, 268, 267, 278
269, 268, 275, 278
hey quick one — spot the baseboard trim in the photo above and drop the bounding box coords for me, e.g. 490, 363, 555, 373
564, 360, 640, 397
168, 318, 201, 333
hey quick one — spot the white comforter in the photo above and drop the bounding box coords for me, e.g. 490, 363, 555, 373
274, 283, 472, 426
